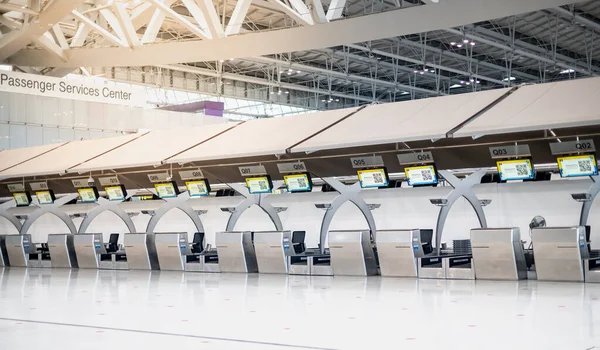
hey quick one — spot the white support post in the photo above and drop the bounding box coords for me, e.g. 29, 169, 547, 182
34, 32, 67, 61
266, 0, 314, 26
142, 8, 166, 44
307, 0, 328, 23
0, 0, 83, 61
112, 2, 141, 47
195, 0, 226, 38
180, 0, 212, 38
71, 12, 96, 47
147, 0, 211, 40
326, 0, 346, 20
72, 10, 128, 47
51, 24, 69, 49
224, 0, 251, 36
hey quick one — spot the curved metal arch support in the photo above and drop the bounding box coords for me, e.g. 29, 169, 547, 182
0, 200, 22, 232
146, 192, 205, 234
578, 175, 600, 226
434, 169, 488, 255
318, 177, 377, 254
79, 197, 137, 234
20, 194, 79, 235
225, 182, 284, 232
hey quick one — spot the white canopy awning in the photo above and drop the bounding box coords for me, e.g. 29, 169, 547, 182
0, 134, 145, 179
0, 142, 68, 173
68, 123, 239, 173
289, 88, 510, 153
453, 77, 600, 137
166, 107, 359, 164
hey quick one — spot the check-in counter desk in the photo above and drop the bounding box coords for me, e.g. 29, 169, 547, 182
532, 226, 589, 282
418, 256, 446, 279
185, 250, 221, 273
5, 234, 39, 267
328, 230, 378, 276
254, 231, 294, 274
0, 235, 9, 267
417, 254, 474, 280
73, 233, 105, 269
47, 234, 78, 268
123, 233, 159, 270
215, 231, 258, 273
376, 229, 427, 278
154, 232, 190, 271
471, 228, 527, 280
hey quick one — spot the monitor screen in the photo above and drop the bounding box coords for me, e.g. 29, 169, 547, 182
496, 159, 534, 181
13, 192, 31, 207
245, 175, 273, 194
105, 185, 126, 201
405, 165, 438, 186
357, 168, 389, 188
186, 179, 211, 197
283, 173, 312, 192
558, 154, 598, 178
36, 190, 55, 205
154, 182, 180, 199
78, 187, 99, 203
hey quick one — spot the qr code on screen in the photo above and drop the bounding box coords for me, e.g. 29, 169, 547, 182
373, 173, 384, 183
516, 164, 529, 176
421, 170, 432, 181
578, 160, 592, 173
259, 181, 268, 190
297, 178, 307, 188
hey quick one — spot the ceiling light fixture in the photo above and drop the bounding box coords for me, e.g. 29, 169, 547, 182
560, 68, 575, 74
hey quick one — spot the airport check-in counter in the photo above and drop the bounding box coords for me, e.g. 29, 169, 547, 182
418, 256, 446, 279
184, 233, 221, 273
5, 234, 39, 267
154, 233, 190, 271
73, 233, 106, 269
123, 233, 159, 270
215, 231, 258, 273
328, 230, 378, 276
376, 229, 429, 277
445, 255, 475, 280
532, 226, 589, 282
471, 228, 527, 280
47, 234, 78, 268
254, 231, 296, 274
0, 235, 9, 267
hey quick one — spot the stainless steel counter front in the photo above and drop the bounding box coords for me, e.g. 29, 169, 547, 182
5, 234, 37, 267
47, 234, 78, 268
376, 229, 426, 278
532, 226, 589, 282
154, 232, 190, 271
73, 233, 105, 269
328, 230, 378, 276
254, 231, 293, 274
0, 235, 8, 267
471, 228, 527, 280
124, 233, 159, 270
215, 231, 258, 273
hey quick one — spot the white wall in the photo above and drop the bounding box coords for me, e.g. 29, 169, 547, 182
1, 179, 599, 249
0, 91, 227, 150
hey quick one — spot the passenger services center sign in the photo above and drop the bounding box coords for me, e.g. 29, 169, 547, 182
0, 71, 145, 107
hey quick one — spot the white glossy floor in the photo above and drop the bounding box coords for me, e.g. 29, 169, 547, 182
0, 268, 599, 350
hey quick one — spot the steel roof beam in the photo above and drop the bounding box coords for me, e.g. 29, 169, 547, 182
245, 56, 445, 96
156, 63, 380, 103
7, 0, 578, 67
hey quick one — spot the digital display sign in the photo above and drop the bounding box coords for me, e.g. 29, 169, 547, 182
105, 185, 126, 201
13, 192, 31, 207
357, 168, 389, 188
283, 173, 312, 193
496, 159, 535, 181
246, 175, 273, 194
405, 165, 438, 186
78, 187, 99, 203
36, 190, 55, 205
557, 154, 598, 178
154, 182, 180, 199
186, 180, 211, 197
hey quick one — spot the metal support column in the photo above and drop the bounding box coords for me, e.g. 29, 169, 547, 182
225, 182, 285, 232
